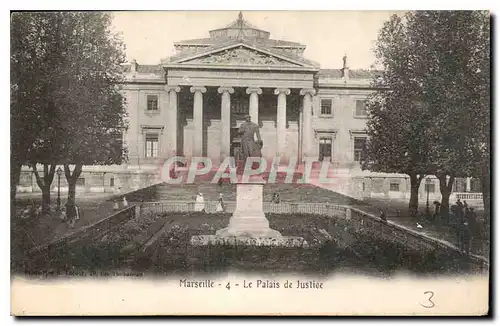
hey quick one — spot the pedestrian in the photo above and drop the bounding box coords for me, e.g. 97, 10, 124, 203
380, 210, 387, 222
59, 204, 67, 222
461, 219, 471, 254
113, 200, 119, 211
122, 196, 129, 208
433, 201, 441, 219
194, 192, 205, 212
272, 193, 280, 204
466, 207, 478, 252
216, 193, 225, 212
74, 204, 80, 221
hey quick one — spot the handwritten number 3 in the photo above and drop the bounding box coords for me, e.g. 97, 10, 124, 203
421, 291, 435, 308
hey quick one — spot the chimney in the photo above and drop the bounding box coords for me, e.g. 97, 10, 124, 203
130, 59, 138, 72
341, 54, 349, 79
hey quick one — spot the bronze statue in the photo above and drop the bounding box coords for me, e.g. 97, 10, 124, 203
237, 115, 262, 165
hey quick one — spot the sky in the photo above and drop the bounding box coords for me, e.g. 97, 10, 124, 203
111, 11, 403, 70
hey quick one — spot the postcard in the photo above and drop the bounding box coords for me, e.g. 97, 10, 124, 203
10, 10, 490, 316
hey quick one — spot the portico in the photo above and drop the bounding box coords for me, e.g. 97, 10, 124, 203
164, 83, 316, 164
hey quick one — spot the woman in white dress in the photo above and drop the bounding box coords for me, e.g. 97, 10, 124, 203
194, 192, 205, 212
216, 193, 225, 212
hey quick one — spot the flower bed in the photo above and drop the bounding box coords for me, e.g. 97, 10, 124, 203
18, 211, 476, 277
20, 212, 165, 275
148, 213, 475, 276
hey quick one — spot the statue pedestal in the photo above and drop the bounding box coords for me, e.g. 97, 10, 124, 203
189, 152, 307, 248
216, 179, 281, 237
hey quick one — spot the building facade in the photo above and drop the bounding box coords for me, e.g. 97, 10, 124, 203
122, 13, 379, 168
17, 13, 482, 205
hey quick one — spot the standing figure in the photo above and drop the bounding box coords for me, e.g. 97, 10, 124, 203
433, 201, 441, 218
74, 204, 80, 221
194, 192, 205, 212
59, 206, 67, 222
122, 196, 129, 208
238, 115, 262, 169
216, 193, 225, 213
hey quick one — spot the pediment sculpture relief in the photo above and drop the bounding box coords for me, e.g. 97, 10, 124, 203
188, 47, 299, 66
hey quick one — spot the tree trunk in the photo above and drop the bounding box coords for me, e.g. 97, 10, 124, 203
64, 163, 83, 219
408, 173, 422, 217
32, 163, 56, 214
437, 173, 455, 221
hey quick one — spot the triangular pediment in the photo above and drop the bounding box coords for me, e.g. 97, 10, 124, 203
174, 43, 308, 68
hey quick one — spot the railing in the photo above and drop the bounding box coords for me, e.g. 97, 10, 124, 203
451, 192, 483, 201
137, 200, 348, 217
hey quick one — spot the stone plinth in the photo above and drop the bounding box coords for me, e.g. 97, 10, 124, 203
215, 180, 282, 237
191, 235, 308, 248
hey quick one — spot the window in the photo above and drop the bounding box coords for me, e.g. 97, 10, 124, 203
425, 184, 435, 193
147, 95, 159, 111
390, 183, 400, 191
355, 100, 367, 117
320, 99, 333, 115
318, 137, 332, 162
145, 133, 159, 158
76, 178, 85, 186
110, 177, 115, 187
353, 137, 367, 162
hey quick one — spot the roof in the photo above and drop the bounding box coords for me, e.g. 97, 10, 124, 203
318, 69, 384, 79
213, 16, 267, 33
165, 38, 319, 68
175, 37, 304, 48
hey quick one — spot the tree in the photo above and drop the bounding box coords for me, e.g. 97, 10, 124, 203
12, 12, 71, 212
11, 12, 127, 214
366, 11, 491, 219
404, 11, 490, 219
10, 13, 58, 207
54, 13, 127, 216
363, 14, 433, 216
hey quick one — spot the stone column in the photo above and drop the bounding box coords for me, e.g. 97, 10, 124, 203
165, 85, 181, 156
218, 87, 234, 161
246, 87, 262, 124
300, 88, 316, 161
274, 88, 291, 159
466, 177, 471, 192
190, 86, 207, 157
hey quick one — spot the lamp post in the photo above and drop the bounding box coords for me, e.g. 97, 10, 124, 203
56, 167, 63, 211
425, 177, 431, 218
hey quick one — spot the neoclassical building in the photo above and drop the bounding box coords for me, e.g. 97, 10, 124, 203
122, 12, 379, 169
16, 13, 481, 203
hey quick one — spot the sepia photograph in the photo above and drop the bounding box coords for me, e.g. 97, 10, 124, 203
9, 9, 491, 316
